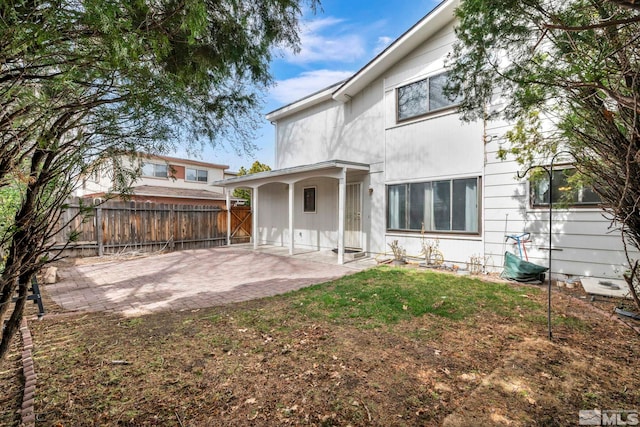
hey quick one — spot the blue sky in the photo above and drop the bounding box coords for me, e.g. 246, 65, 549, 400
175, 0, 441, 171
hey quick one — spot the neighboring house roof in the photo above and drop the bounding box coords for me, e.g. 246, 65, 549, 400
143, 154, 229, 170
130, 185, 241, 201
212, 160, 370, 187
85, 185, 243, 201
266, 0, 458, 121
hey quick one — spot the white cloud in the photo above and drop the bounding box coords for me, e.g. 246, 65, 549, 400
283, 17, 366, 64
374, 36, 394, 54
271, 70, 354, 105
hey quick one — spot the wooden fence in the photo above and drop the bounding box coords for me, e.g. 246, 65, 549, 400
53, 200, 252, 257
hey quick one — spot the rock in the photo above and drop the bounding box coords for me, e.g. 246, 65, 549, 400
43, 267, 58, 284
435, 382, 453, 393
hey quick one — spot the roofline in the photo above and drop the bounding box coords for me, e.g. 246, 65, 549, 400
264, 0, 458, 122
84, 190, 244, 202
130, 192, 239, 201
212, 160, 370, 186
333, 0, 458, 103
143, 153, 230, 171
265, 80, 345, 122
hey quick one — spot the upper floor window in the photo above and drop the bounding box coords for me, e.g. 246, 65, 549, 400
531, 167, 601, 207
142, 162, 168, 178
397, 72, 460, 121
186, 168, 208, 182
387, 177, 479, 233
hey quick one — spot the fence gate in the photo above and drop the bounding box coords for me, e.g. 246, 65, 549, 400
228, 206, 252, 244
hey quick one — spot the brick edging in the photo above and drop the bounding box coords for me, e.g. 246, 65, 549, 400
19, 318, 36, 427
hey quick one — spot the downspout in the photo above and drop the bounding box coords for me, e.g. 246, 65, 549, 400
272, 121, 279, 169
482, 102, 488, 272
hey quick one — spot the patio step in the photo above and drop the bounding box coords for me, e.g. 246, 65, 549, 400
344, 251, 366, 261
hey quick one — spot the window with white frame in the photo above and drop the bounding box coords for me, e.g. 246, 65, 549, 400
531, 167, 601, 207
142, 162, 168, 178
303, 187, 316, 213
387, 177, 479, 233
186, 168, 208, 182
397, 72, 460, 121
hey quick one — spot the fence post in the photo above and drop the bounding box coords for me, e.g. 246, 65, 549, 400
96, 205, 104, 257
226, 193, 231, 246
169, 204, 175, 250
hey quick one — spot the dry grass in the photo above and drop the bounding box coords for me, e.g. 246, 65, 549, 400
4, 267, 640, 426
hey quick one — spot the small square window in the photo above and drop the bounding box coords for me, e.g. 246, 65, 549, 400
303, 187, 316, 213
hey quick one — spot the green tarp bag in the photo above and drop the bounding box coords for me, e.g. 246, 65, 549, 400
501, 251, 548, 283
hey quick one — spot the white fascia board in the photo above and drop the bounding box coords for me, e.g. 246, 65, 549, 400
265, 82, 343, 122
131, 191, 237, 201
332, 0, 458, 103
211, 160, 370, 187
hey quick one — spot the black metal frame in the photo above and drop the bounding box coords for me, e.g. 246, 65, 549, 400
12, 276, 45, 319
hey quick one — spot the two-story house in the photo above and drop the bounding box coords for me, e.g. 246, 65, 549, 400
77, 154, 243, 208
214, 0, 634, 282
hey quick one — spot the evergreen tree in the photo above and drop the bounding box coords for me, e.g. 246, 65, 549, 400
0, 0, 318, 359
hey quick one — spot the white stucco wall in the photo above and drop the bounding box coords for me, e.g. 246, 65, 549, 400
372, 18, 485, 265
274, 80, 385, 170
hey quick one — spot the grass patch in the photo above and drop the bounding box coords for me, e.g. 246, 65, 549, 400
291, 267, 540, 326
23, 264, 640, 427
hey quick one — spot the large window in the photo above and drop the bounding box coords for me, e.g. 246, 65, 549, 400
186, 168, 208, 182
397, 72, 460, 121
531, 167, 601, 207
387, 178, 479, 233
142, 162, 168, 178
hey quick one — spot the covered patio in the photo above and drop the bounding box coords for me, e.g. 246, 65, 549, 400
214, 160, 370, 264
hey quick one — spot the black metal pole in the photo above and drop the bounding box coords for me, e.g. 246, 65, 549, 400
547, 165, 553, 340
518, 151, 573, 341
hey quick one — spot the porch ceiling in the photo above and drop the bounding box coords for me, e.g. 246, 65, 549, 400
211, 160, 369, 189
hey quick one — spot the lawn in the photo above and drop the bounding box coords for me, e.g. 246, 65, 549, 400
5, 267, 640, 426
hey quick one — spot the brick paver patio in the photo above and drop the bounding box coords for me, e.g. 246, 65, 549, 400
46, 246, 370, 316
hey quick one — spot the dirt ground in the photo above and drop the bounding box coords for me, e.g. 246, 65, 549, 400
2, 267, 640, 426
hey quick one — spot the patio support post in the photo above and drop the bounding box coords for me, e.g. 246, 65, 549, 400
226, 190, 231, 246
252, 187, 259, 249
288, 182, 295, 255
337, 168, 346, 264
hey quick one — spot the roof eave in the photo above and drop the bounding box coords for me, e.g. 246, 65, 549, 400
265, 83, 340, 122
211, 160, 370, 187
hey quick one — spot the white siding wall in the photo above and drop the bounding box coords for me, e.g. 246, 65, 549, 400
256, 178, 340, 250
483, 120, 635, 279
293, 177, 339, 250
268, 13, 635, 278
256, 182, 289, 246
